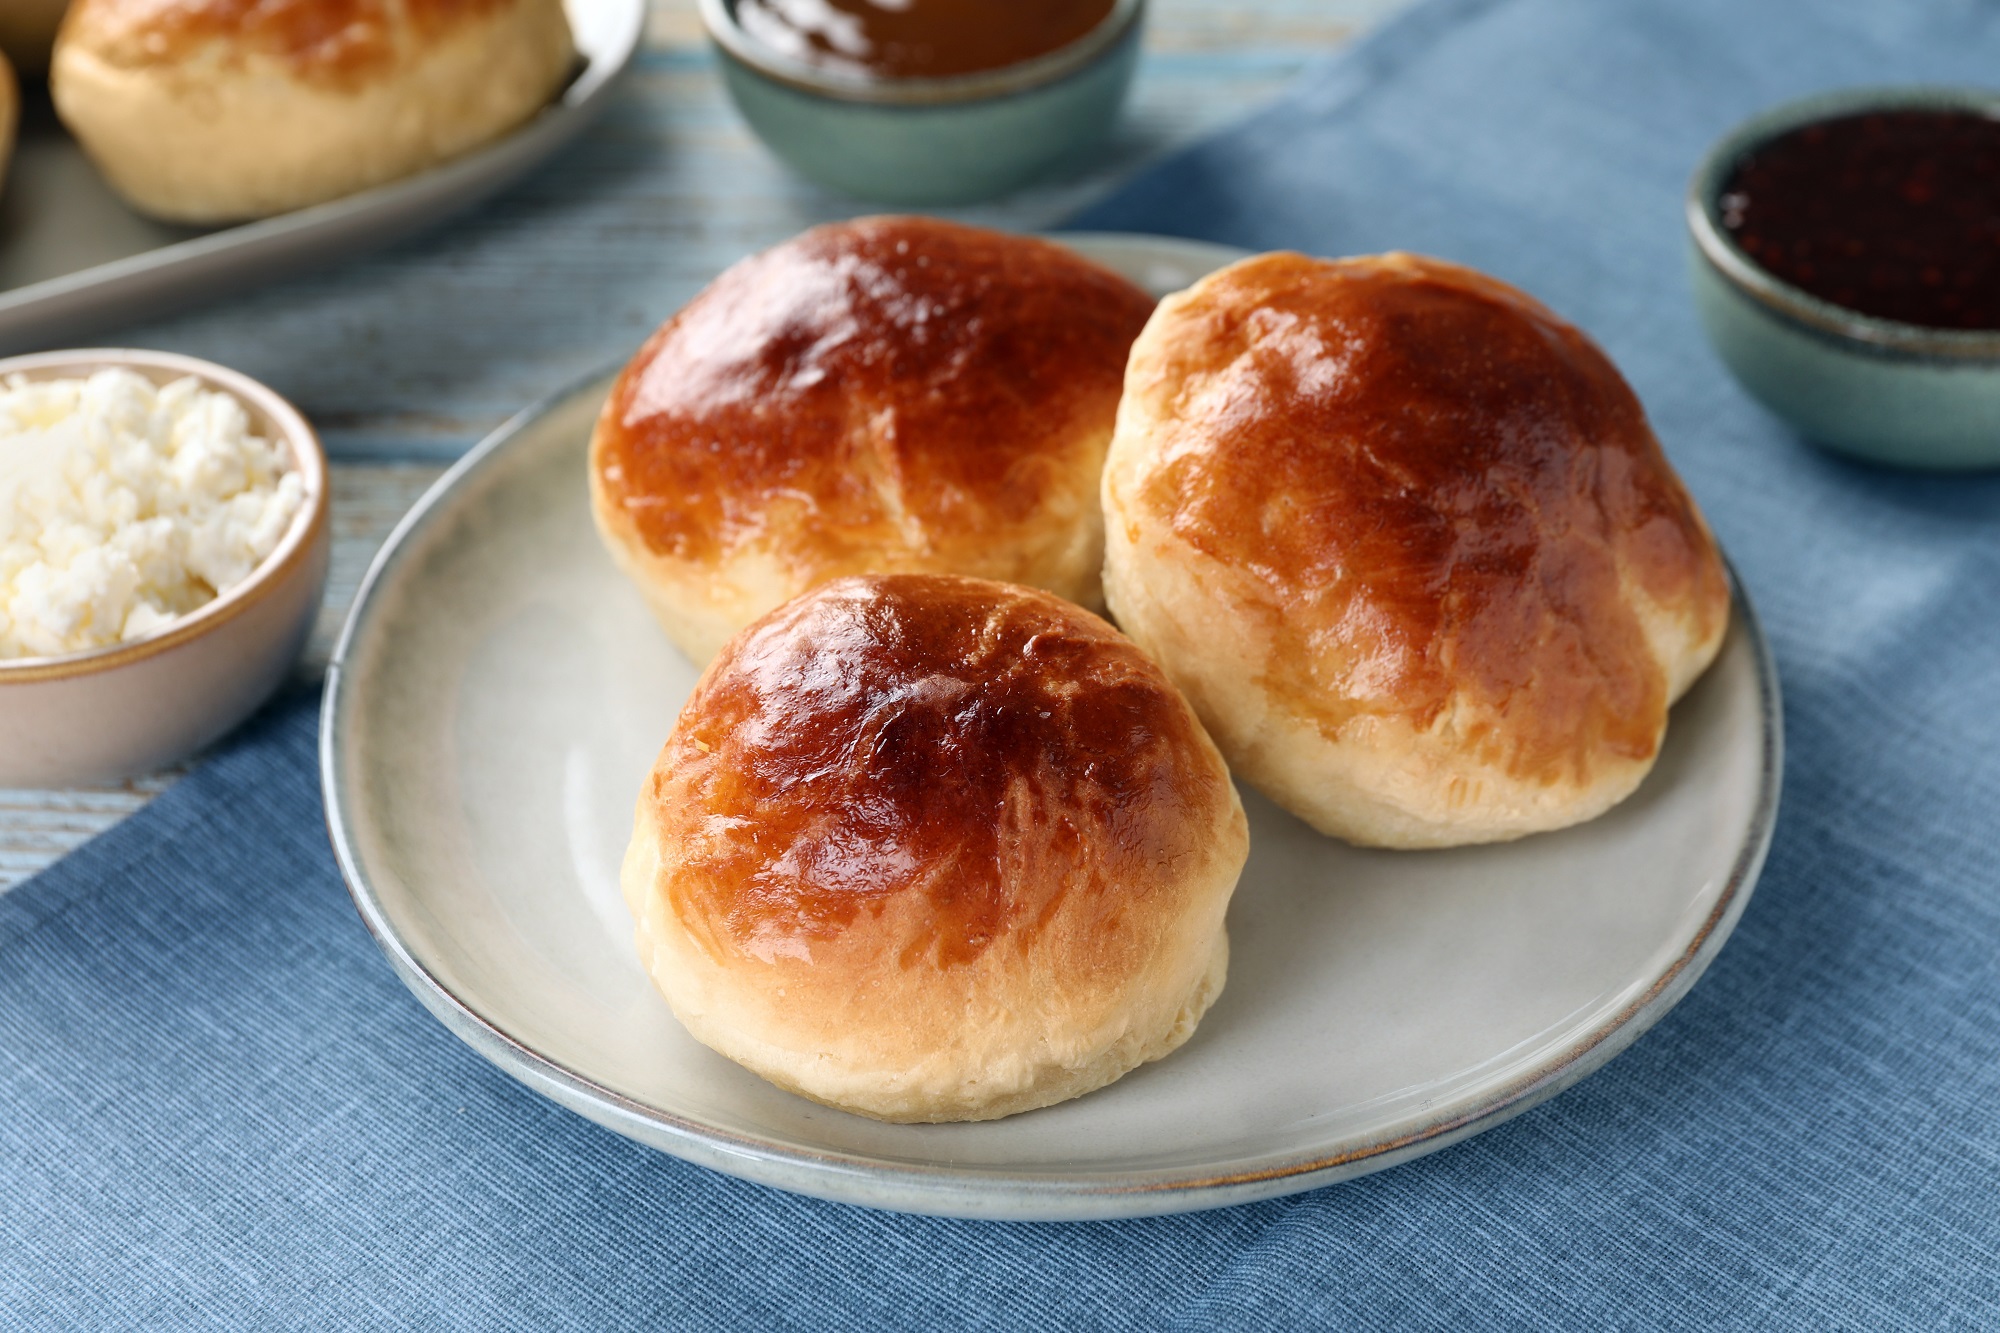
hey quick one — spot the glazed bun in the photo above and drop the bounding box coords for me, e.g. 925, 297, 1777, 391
51, 0, 575, 223
1103, 252, 1730, 849
622, 574, 1248, 1123
0, 0, 67, 75
590, 217, 1157, 665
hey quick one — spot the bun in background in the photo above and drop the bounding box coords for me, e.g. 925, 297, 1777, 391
590, 217, 1157, 665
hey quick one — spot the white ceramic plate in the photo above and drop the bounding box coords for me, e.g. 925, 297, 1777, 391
322, 235, 1782, 1221
0, 0, 643, 355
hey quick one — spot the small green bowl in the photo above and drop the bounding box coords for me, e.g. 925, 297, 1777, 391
699, 0, 1144, 207
1687, 86, 2000, 471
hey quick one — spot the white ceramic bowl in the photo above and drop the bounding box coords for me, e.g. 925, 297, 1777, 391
0, 349, 330, 786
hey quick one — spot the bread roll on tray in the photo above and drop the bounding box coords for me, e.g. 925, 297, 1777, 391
591, 216, 1157, 665
622, 574, 1249, 1123
52, 0, 575, 222
1103, 251, 1729, 849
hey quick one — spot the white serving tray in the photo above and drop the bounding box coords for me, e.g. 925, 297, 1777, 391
0, 0, 644, 355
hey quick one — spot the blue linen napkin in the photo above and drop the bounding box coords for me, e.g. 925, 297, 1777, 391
7, 0, 2000, 1324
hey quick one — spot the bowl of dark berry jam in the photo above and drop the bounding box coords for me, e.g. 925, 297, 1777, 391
700, 0, 1144, 206
1689, 87, 2000, 469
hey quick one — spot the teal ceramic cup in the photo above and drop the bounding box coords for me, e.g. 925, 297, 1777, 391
1687, 87, 2000, 471
698, 0, 1144, 207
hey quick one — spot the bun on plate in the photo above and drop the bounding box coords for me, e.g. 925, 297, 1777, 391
1102, 251, 1730, 849
621, 573, 1248, 1123
590, 216, 1157, 665
51, 0, 575, 222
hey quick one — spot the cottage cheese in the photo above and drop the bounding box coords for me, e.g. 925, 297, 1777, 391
0, 369, 305, 661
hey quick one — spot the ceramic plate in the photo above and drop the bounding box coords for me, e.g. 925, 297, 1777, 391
322, 234, 1782, 1221
0, 0, 643, 355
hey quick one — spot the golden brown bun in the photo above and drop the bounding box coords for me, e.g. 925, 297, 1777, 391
0, 0, 68, 74
1103, 252, 1730, 849
589, 217, 1158, 665
0, 52, 15, 198
622, 574, 1249, 1123
51, 0, 575, 222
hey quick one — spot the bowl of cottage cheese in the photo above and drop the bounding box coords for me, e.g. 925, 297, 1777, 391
0, 349, 328, 785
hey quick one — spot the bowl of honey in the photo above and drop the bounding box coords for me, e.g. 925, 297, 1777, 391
1688, 86, 2000, 470
700, 0, 1144, 206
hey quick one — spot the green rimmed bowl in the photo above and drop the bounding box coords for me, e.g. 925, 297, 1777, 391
1688, 86, 2000, 471
699, 0, 1144, 207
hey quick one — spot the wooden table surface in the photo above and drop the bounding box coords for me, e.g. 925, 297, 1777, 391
0, 0, 1404, 889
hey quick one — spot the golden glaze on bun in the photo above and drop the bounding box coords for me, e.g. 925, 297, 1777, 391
0, 0, 68, 74
621, 574, 1248, 1123
589, 217, 1157, 665
52, 0, 575, 221
0, 52, 15, 198
1103, 251, 1730, 848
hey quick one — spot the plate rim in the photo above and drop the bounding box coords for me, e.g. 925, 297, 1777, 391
320, 234, 1784, 1220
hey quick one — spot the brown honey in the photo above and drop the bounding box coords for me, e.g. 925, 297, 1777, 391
732, 0, 1116, 81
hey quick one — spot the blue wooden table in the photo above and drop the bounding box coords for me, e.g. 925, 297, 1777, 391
0, 0, 1407, 885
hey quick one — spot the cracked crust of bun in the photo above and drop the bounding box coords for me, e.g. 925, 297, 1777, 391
622, 574, 1248, 1123
1103, 251, 1730, 848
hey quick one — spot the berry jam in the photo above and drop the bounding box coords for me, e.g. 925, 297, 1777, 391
1719, 109, 2000, 331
